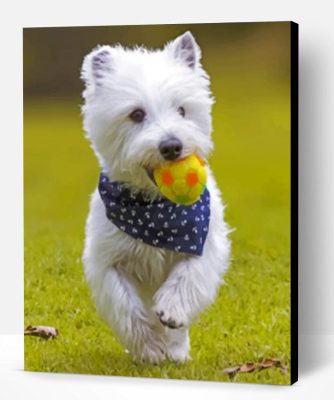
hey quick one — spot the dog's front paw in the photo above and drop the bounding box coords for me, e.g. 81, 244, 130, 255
153, 296, 189, 329
155, 309, 184, 329
134, 333, 166, 365
167, 343, 191, 363
138, 343, 166, 365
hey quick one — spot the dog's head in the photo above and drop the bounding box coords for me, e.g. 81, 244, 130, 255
81, 31, 214, 193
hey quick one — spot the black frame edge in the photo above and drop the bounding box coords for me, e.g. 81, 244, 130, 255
290, 21, 299, 385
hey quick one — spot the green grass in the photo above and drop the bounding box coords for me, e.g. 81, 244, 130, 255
24, 69, 291, 385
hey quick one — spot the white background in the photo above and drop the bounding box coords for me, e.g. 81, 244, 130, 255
1, 0, 334, 398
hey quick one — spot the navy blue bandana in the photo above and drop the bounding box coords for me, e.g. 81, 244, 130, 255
98, 173, 210, 256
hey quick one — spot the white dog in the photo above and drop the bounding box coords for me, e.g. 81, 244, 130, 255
81, 31, 230, 364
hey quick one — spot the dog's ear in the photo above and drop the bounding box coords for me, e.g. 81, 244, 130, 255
166, 31, 201, 69
81, 45, 113, 92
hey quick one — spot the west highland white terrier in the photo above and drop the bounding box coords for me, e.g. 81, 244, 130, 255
81, 31, 231, 364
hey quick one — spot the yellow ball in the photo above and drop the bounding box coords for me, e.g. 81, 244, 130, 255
153, 154, 207, 205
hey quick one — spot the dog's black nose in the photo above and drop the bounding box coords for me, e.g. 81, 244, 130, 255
159, 138, 183, 161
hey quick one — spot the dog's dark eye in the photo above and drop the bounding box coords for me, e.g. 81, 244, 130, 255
129, 108, 145, 123
178, 106, 185, 117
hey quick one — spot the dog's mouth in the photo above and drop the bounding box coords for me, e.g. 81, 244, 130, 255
147, 168, 154, 181
144, 167, 156, 186
144, 153, 190, 186
143, 148, 199, 188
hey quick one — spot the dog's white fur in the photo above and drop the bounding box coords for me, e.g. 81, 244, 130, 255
81, 32, 230, 364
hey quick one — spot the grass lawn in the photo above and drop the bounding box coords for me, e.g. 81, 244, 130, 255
24, 67, 291, 384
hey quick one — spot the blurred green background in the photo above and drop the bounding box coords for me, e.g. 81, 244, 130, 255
24, 22, 291, 384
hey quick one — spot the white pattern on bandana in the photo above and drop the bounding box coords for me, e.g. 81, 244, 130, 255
98, 173, 211, 256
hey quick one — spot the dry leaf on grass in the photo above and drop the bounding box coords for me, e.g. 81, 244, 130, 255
223, 358, 288, 377
24, 325, 58, 340
259, 358, 281, 369
222, 366, 240, 375
259, 358, 288, 374
260, 358, 278, 368
239, 363, 257, 373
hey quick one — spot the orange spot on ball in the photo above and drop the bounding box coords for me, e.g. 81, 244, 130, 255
186, 172, 199, 186
162, 170, 174, 186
